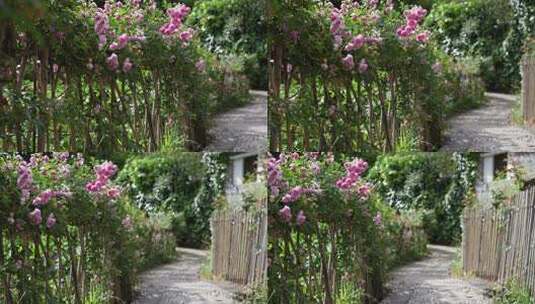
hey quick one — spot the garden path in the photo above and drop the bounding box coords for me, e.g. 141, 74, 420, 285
133, 247, 238, 304
441, 93, 535, 152
381, 245, 492, 304
205, 90, 267, 152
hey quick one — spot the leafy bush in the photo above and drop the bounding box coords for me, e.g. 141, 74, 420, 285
369, 153, 477, 244
425, 0, 534, 93
118, 152, 226, 248
384, 209, 428, 266
189, 0, 267, 90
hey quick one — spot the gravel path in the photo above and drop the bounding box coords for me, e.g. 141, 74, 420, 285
441, 93, 535, 152
381, 245, 492, 304
205, 90, 267, 152
133, 248, 238, 304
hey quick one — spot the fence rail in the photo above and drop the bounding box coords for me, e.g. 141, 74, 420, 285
523, 55, 535, 126
463, 185, 535, 295
210, 204, 267, 287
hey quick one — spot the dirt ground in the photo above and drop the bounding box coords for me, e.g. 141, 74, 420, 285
133, 247, 239, 304
205, 90, 267, 152
441, 93, 535, 152
381, 245, 493, 304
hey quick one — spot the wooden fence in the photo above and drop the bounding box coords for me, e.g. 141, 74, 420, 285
463, 186, 535, 295
522, 55, 535, 126
210, 204, 267, 287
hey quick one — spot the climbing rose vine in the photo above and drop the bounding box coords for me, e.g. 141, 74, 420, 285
268, 152, 394, 303
0, 153, 145, 302
269, 0, 479, 152
268, 152, 374, 227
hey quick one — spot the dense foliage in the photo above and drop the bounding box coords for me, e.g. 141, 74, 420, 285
368, 152, 477, 244
268, 152, 427, 303
269, 0, 483, 152
426, 0, 535, 93
190, 0, 267, 90
0, 0, 249, 153
0, 153, 175, 303
117, 152, 226, 247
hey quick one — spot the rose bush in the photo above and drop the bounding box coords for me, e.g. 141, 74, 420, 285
0, 153, 174, 303
0, 0, 249, 153
269, 0, 484, 152
268, 152, 427, 303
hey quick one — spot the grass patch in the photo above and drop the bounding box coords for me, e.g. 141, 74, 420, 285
449, 247, 477, 279
493, 279, 534, 304
240, 284, 269, 304
200, 250, 213, 281
450, 247, 464, 278
511, 95, 523, 126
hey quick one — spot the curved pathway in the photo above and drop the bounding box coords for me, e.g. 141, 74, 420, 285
205, 90, 267, 152
134, 247, 238, 304
381, 245, 492, 304
441, 93, 535, 152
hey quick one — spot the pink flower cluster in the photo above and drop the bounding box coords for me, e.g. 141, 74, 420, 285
123, 57, 133, 73
373, 211, 382, 226
32, 189, 54, 206
195, 59, 206, 72
396, 6, 429, 43
330, 8, 374, 73
278, 206, 306, 226
110, 33, 129, 51
107, 53, 119, 70
268, 157, 286, 197
107, 53, 134, 73
122, 215, 133, 230
94, 10, 110, 50
330, 8, 346, 49
85, 161, 121, 199
46, 213, 56, 229
17, 163, 32, 202
282, 186, 304, 203
27, 208, 56, 228
32, 188, 72, 206
28, 208, 42, 225
344, 34, 365, 51
159, 4, 193, 43
342, 55, 369, 73
335, 158, 368, 190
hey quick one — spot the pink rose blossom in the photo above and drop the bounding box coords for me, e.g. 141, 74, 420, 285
32, 189, 54, 206
296, 210, 306, 226
28, 208, 42, 225
122, 58, 133, 73
107, 187, 121, 199
122, 216, 133, 230
106, 53, 119, 71
282, 186, 304, 203
46, 213, 56, 229
195, 59, 206, 72
416, 31, 430, 43
179, 29, 193, 42
373, 212, 382, 226
117, 33, 129, 49
358, 59, 368, 73
341, 54, 354, 70
279, 206, 292, 222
